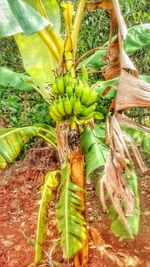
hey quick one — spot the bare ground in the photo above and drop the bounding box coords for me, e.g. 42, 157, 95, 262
0, 142, 150, 267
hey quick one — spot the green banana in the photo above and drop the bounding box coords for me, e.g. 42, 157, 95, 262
51, 81, 59, 97
74, 80, 83, 98
66, 84, 74, 97
80, 85, 90, 104
69, 95, 75, 111
78, 112, 94, 121
62, 95, 72, 115
80, 65, 88, 84
50, 108, 62, 122
80, 103, 97, 116
56, 97, 67, 117
85, 89, 98, 107
57, 76, 65, 94
50, 102, 63, 119
73, 96, 81, 115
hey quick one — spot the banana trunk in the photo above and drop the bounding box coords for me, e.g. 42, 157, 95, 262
70, 147, 88, 267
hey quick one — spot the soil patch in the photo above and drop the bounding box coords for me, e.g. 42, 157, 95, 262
0, 143, 150, 267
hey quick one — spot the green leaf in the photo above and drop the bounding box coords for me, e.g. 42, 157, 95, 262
0, 124, 57, 169
80, 125, 108, 183
0, 67, 33, 91
109, 164, 140, 239
122, 125, 150, 154
0, 0, 50, 38
56, 163, 86, 259
78, 50, 106, 70
139, 75, 150, 84
35, 171, 59, 264
124, 24, 150, 55
93, 77, 119, 97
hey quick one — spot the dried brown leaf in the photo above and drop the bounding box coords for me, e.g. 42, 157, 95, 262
115, 70, 150, 110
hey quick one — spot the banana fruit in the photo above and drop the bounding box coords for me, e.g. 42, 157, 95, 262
49, 69, 98, 122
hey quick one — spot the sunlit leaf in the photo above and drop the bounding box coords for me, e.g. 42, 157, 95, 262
14, 32, 58, 84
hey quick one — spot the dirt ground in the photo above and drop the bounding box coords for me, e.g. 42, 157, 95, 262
0, 143, 150, 267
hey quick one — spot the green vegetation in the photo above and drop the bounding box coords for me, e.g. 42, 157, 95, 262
0, 1, 150, 266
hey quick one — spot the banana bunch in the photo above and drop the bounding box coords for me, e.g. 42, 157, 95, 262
50, 68, 98, 122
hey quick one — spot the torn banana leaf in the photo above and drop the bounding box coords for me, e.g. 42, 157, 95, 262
0, 124, 56, 169
56, 163, 86, 258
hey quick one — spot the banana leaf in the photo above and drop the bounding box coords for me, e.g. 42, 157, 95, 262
35, 171, 59, 264
81, 24, 150, 71
93, 74, 150, 100
80, 125, 108, 183
124, 24, 150, 55
78, 50, 106, 70
0, 0, 50, 38
25, 0, 61, 34
56, 163, 86, 259
109, 163, 140, 239
0, 124, 57, 169
14, 32, 58, 85
0, 67, 33, 91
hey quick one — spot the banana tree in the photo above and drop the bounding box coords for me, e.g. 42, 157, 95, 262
0, 0, 150, 267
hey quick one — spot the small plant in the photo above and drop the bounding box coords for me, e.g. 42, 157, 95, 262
0, 0, 150, 266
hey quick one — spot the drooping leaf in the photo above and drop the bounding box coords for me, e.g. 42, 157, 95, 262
0, 0, 50, 38
109, 163, 140, 239
56, 163, 86, 259
35, 171, 59, 264
0, 124, 57, 169
124, 24, 150, 55
0, 67, 52, 102
0, 67, 33, 91
80, 125, 108, 183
